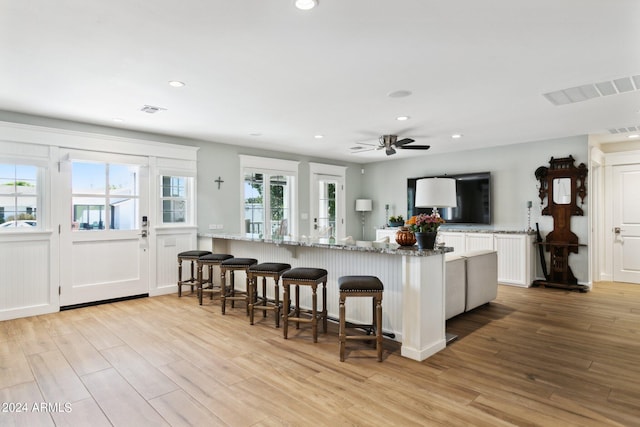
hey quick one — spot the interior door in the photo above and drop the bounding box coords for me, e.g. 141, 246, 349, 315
59, 150, 150, 306
613, 164, 640, 284
310, 173, 344, 240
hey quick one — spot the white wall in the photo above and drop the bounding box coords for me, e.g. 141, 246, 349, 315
194, 141, 363, 238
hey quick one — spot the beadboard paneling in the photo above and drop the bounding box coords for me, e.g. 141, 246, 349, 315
0, 236, 53, 320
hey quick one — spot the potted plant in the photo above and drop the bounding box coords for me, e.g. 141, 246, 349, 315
388, 215, 404, 227
407, 213, 445, 250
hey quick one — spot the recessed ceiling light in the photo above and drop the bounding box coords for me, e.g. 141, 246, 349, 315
314, 134, 324, 139
396, 116, 410, 121
388, 90, 412, 98
451, 134, 463, 139
294, 0, 318, 10
249, 132, 262, 137
168, 80, 185, 87
112, 118, 124, 123
628, 134, 640, 139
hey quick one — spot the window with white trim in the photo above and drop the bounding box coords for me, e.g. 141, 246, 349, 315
240, 155, 298, 239
160, 175, 192, 224
0, 163, 40, 230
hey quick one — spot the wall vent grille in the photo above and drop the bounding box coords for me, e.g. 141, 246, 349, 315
543, 75, 640, 106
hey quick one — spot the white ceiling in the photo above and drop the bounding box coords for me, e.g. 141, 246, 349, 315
1, 0, 639, 163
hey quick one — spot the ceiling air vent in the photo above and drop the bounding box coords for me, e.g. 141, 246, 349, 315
608, 125, 640, 134
543, 74, 640, 106
140, 105, 167, 114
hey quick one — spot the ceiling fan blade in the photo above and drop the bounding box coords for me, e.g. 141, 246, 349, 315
399, 145, 431, 150
350, 146, 376, 153
385, 146, 396, 155
394, 138, 415, 147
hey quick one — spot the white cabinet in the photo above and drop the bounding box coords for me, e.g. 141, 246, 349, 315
465, 233, 494, 252
493, 233, 535, 287
375, 228, 399, 242
439, 230, 535, 288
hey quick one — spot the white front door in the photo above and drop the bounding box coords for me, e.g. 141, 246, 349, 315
613, 164, 640, 284
59, 150, 150, 306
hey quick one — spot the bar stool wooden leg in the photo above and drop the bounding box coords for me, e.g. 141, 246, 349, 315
376, 295, 383, 362
220, 269, 227, 315
322, 280, 328, 333
339, 293, 346, 362
283, 283, 290, 339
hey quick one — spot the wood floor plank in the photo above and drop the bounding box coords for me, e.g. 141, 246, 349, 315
0, 339, 34, 389
52, 332, 111, 377
50, 397, 112, 427
100, 344, 180, 400
27, 350, 91, 404
0, 381, 54, 427
149, 389, 226, 427
72, 316, 124, 350
81, 368, 169, 426
158, 359, 266, 426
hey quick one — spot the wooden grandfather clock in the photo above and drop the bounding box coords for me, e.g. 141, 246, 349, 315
533, 156, 588, 292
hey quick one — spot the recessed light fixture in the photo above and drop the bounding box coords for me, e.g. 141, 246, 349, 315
112, 118, 124, 123
249, 132, 262, 137
451, 134, 463, 139
388, 90, 412, 98
628, 134, 640, 139
294, 0, 318, 10
396, 116, 410, 121
168, 80, 185, 87
314, 134, 324, 139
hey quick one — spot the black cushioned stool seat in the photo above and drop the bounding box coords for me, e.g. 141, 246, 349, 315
281, 268, 328, 342
338, 275, 384, 362
196, 253, 234, 305
220, 258, 258, 315
248, 263, 291, 327
177, 250, 212, 297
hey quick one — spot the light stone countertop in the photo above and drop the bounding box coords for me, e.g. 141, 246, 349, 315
199, 233, 452, 257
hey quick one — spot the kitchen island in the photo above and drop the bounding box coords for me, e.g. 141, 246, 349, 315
199, 234, 452, 362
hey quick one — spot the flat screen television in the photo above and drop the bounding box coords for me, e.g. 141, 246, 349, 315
407, 172, 491, 224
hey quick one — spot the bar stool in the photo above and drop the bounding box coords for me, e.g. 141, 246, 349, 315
177, 250, 211, 297
338, 275, 384, 362
281, 268, 328, 342
248, 263, 291, 327
220, 258, 258, 315
196, 253, 234, 305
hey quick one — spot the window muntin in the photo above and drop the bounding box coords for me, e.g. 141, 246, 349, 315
0, 164, 38, 229
160, 176, 190, 224
72, 161, 139, 230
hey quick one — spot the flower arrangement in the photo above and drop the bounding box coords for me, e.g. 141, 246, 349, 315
407, 213, 445, 233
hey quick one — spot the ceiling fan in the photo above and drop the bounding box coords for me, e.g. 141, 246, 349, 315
352, 134, 431, 156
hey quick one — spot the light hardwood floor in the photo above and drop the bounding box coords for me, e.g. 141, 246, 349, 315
1, 282, 639, 426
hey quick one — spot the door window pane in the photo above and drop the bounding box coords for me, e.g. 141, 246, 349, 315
72, 162, 106, 195
160, 176, 190, 224
269, 175, 289, 237
244, 173, 264, 236
0, 164, 38, 229
72, 161, 139, 231
317, 181, 336, 237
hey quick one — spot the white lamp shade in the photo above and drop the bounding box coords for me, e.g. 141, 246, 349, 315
415, 178, 457, 208
355, 199, 373, 211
